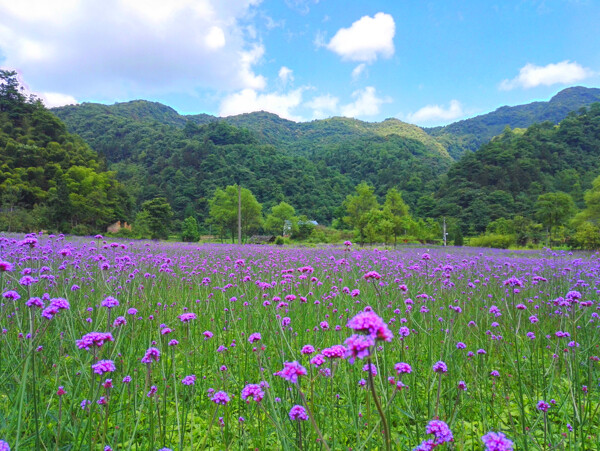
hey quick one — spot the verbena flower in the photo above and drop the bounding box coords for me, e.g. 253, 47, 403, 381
92, 360, 116, 375
481, 431, 514, 451
274, 361, 307, 383
289, 405, 308, 421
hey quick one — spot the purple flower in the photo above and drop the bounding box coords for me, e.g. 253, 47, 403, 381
101, 296, 119, 308
310, 354, 325, 367
344, 334, 374, 364
182, 375, 196, 386
289, 405, 308, 421
77, 332, 114, 350
347, 310, 393, 342
433, 361, 448, 373
91, 360, 116, 375
241, 384, 264, 403
481, 431, 514, 451
301, 344, 315, 355
537, 400, 550, 412
0, 440, 10, 451
426, 420, 453, 444
322, 345, 347, 359
26, 297, 44, 309
490, 370, 500, 377
0, 260, 14, 272
3, 291, 20, 301
178, 312, 197, 323
395, 362, 412, 374
248, 333, 261, 343
211, 391, 230, 405
141, 347, 160, 364
275, 361, 307, 384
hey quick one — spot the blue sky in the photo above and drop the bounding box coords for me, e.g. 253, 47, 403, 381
1, 0, 599, 125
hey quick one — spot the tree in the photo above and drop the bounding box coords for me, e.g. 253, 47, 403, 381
181, 216, 200, 242
383, 187, 410, 246
265, 201, 297, 236
534, 192, 575, 242
209, 186, 263, 242
344, 182, 379, 244
573, 174, 600, 226
140, 197, 173, 239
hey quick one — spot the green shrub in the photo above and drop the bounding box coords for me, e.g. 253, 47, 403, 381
468, 234, 515, 249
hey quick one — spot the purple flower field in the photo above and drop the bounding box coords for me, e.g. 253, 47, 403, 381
1, 233, 599, 450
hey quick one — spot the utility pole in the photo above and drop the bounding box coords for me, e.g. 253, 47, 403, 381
238, 182, 242, 245
443, 217, 447, 247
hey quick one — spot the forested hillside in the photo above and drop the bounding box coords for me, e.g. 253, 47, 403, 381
0, 70, 130, 233
434, 104, 600, 236
52, 102, 453, 223
426, 86, 600, 158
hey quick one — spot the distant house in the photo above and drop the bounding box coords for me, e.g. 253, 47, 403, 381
248, 235, 275, 244
107, 221, 132, 234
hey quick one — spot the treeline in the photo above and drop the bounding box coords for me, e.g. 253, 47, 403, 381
0, 70, 131, 234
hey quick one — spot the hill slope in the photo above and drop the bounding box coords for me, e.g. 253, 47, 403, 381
426, 86, 600, 158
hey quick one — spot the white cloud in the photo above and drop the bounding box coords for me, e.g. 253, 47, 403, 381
406, 100, 464, 125
326, 13, 395, 63
305, 94, 339, 119
40, 92, 78, 108
340, 86, 390, 118
0, 0, 265, 100
219, 87, 305, 121
500, 60, 594, 90
278, 66, 294, 85
351, 63, 366, 80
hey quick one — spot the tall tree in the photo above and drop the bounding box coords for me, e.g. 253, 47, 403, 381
140, 197, 173, 239
344, 182, 379, 245
534, 192, 575, 242
265, 201, 297, 236
209, 186, 263, 242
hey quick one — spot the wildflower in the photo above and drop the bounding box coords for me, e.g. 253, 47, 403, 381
275, 361, 307, 384
0, 260, 14, 272
203, 330, 213, 339
182, 375, 196, 386
310, 354, 325, 367
26, 297, 44, 309
141, 347, 160, 364
433, 361, 448, 373
57, 386, 66, 396
101, 296, 119, 308
77, 332, 115, 350
241, 384, 264, 403
481, 431, 514, 451
426, 420, 453, 444
289, 405, 308, 421
458, 381, 467, 391
92, 360, 116, 375
395, 362, 412, 374
122, 375, 132, 383
490, 370, 500, 377
347, 310, 393, 342
81, 399, 91, 410
0, 440, 10, 451
147, 386, 157, 397
211, 391, 230, 405
301, 344, 315, 355
344, 334, 374, 364
248, 332, 261, 343
537, 400, 550, 412
178, 312, 197, 322
322, 345, 347, 359
363, 271, 381, 280
168, 339, 179, 346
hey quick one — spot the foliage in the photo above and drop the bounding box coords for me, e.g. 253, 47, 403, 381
140, 197, 173, 239
426, 86, 600, 158
468, 233, 515, 249
181, 216, 200, 242
0, 70, 131, 233
209, 185, 263, 242
265, 201, 297, 236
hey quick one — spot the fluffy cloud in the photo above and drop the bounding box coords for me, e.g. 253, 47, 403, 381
351, 63, 366, 80
340, 86, 390, 118
500, 60, 594, 90
0, 0, 264, 100
219, 87, 305, 121
406, 100, 464, 125
326, 13, 395, 63
40, 92, 78, 108
278, 66, 294, 85
305, 94, 339, 119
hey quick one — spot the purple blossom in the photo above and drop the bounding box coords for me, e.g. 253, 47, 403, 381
77, 332, 114, 350
289, 405, 308, 421
433, 361, 448, 373
182, 375, 196, 386
211, 391, 230, 405
275, 361, 307, 383
241, 384, 264, 403
91, 360, 116, 375
141, 347, 160, 364
481, 431, 514, 451
344, 334, 374, 364
101, 296, 119, 308
347, 310, 393, 342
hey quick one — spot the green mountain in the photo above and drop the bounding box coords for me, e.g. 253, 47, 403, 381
0, 70, 131, 234
434, 104, 600, 234
51, 102, 453, 223
426, 86, 600, 158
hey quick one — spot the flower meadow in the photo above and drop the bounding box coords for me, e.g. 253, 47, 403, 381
1, 234, 599, 450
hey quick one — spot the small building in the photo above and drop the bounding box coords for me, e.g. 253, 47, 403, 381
107, 221, 132, 234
